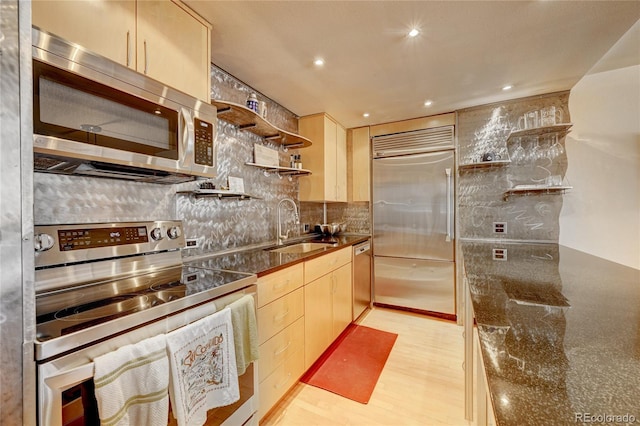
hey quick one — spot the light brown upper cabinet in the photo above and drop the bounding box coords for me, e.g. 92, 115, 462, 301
32, 0, 211, 102
298, 113, 347, 202
348, 126, 371, 202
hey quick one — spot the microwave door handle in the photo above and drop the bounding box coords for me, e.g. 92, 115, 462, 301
180, 108, 195, 168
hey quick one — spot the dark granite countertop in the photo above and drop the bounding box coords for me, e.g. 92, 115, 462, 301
184, 234, 370, 277
462, 241, 640, 425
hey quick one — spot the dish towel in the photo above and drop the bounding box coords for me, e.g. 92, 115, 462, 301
166, 307, 239, 426
228, 294, 259, 375
93, 334, 169, 426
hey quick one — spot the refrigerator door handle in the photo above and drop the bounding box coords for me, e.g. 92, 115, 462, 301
446, 167, 452, 242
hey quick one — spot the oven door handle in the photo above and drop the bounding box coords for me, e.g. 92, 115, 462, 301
40, 362, 95, 426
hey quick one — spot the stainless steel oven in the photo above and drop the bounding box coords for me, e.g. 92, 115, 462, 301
34, 221, 258, 426
32, 27, 217, 183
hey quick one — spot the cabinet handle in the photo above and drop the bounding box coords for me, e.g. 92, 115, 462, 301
143, 40, 148, 74
274, 341, 291, 356
274, 373, 292, 390
273, 280, 289, 292
126, 31, 131, 67
274, 310, 290, 322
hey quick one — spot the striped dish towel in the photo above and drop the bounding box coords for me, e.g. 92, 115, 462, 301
93, 334, 169, 426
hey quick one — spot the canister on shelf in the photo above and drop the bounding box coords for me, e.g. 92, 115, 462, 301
246, 93, 259, 113
258, 101, 267, 119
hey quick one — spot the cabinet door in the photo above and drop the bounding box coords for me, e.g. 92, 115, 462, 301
331, 263, 353, 339
258, 345, 304, 421
257, 287, 304, 345
323, 116, 339, 201
335, 122, 347, 202
299, 113, 348, 202
350, 127, 370, 202
136, 0, 210, 100
258, 317, 304, 383
33, 0, 136, 68
257, 263, 303, 308
304, 274, 332, 369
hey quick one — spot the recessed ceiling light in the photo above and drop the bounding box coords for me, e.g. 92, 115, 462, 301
363, 113, 370, 118
408, 28, 420, 38
502, 85, 513, 91
424, 100, 433, 107
314, 58, 325, 66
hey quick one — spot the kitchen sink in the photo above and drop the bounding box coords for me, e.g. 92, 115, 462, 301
268, 242, 336, 254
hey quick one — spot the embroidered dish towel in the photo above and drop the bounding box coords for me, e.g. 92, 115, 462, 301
93, 334, 169, 426
166, 307, 239, 426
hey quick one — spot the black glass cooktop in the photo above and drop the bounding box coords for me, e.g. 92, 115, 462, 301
35, 266, 254, 341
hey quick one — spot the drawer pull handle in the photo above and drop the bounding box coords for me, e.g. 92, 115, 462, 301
274, 341, 291, 356
274, 373, 292, 390
274, 310, 290, 322
126, 31, 131, 67
273, 280, 288, 292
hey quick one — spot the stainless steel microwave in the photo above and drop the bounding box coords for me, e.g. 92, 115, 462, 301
32, 27, 217, 184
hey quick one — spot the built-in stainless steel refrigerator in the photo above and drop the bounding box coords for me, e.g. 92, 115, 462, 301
372, 126, 456, 317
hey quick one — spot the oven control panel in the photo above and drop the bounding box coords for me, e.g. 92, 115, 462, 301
57, 226, 149, 251
34, 221, 185, 268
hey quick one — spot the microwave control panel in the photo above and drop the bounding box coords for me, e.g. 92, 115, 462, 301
194, 118, 214, 166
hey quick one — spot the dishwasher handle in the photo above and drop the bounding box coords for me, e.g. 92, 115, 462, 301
354, 241, 370, 255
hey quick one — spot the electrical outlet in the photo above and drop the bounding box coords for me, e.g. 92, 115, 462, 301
185, 238, 199, 249
492, 248, 507, 261
493, 222, 507, 234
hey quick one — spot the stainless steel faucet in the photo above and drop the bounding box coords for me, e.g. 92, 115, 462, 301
277, 198, 300, 245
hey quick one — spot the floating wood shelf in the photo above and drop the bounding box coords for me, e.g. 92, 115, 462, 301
212, 99, 312, 149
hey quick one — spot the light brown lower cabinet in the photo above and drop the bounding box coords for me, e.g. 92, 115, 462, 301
256, 265, 305, 420
258, 318, 305, 420
304, 247, 353, 370
257, 247, 353, 420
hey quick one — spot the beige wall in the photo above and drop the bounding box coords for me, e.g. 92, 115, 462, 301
560, 63, 640, 269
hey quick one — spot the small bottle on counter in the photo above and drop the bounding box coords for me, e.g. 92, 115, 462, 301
246, 93, 259, 113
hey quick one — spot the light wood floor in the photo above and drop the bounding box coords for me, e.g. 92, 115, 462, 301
260, 307, 471, 426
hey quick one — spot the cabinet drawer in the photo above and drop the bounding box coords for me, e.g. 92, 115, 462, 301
258, 317, 304, 383
258, 347, 304, 421
304, 246, 352, 284
257, 264, 304, 308
257, 287, 304, 345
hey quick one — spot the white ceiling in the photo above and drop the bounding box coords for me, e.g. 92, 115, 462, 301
184, 1, 640, 129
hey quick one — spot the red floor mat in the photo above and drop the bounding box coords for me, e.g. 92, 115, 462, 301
300, 324, 398, 404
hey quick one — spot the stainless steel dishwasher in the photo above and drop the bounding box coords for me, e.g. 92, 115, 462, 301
353, 240, 372, 320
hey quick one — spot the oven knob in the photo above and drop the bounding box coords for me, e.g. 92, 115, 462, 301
167, 226, 182, 240
34, 233, 55, 252
150, 227, 163, 241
